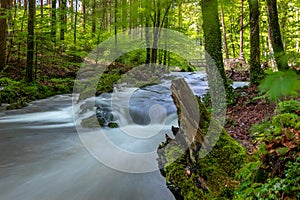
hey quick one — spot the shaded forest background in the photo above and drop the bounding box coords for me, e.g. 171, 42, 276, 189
0, 0, 299, 82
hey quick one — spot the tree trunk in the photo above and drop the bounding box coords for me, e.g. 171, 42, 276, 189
145, 25, 151, 64
107, 0, 111, 33
73, 0, 78, 44
220, 3, 229, 59
40, 0, 43, 19
69, 0, 73, 29
114, 0, 117, 47
82, 0, 86, 32
201, 0, 234, 102
266, 0, 288, 70
18, 0, 27, 63
51, 0, 56, 43
6, 0, 17, 64
92, 0, 96, 34
26, 0, 35, 82
102, 0, 107, 30
249, 0, 262, 84
122, 0, 127, 30
157, 78, 248, 198
60, 0, 67, 41
230, 20, 236, 58
296, 8, 299, 52
0, 0, 9, 70
178, 2, 182, 27
239, 0, 244, 61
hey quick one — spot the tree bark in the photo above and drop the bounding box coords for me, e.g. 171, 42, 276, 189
220, 3, 229, 59
266, 0, 288, 70
114, 0, 118, 47
69, 0, 73, 29
82, 0, 86, 32
157, 78, 248, 198
202, 0, 234, 101
60, 0, 67, 41
51, 0, 57, 43
170, 78, 206, 162
73, 0, 78, 44
92, 0, 96, 34
0, 0, 9, 70
249, 0, 262, 83
239, 0, 245, 61
40, 0, 43, 19
26, 0, 35, 82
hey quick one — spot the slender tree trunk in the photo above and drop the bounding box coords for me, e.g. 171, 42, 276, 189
18, 0, 27, 63
0, 0, 9, 70
145, 0, 151, 64
151, 1, 172, 65
239, 0, 244, 60
74, 0, 78, 44
122, 0, 127, 30
26, 0, 35, 82
151, 8, 160, 64
114, 0, 117, 47
107, 0, 111, 33
178, 2, 182, 27
7, 0, 18, 64
220, 3, 229, 59
51, 0, 57, 43
230, 18, 236, 58
202, 0, 229, 86
69, 0, 73, 29
249, 0, 262, 83
40, 0, 43, 19
266, 0, 288, 70
92, 0, 96, 34
163, 16, 168, 66
101, 0, 107, 30
60, 0, 67, 41
82, 0, 86, 32
296, 7, 299, 52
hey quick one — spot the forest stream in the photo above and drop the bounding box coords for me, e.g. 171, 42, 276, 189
0, 72, 248, 200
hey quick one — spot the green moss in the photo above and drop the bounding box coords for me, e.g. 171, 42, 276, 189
108, 122, 119, 128
164, 145, 186, 164
277, 100, 300, 114
163, 127, 248, 199
165, 162, 205, 200
0, 77, 74, 110
272, 113, 299, 128
195, 129, 247, 197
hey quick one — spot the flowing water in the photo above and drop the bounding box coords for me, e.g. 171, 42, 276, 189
0, 72, 248, 200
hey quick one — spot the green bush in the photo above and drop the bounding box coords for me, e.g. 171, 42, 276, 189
0, 77, 75, 110
235, 108, 300, 199
277, 100, 300, 114
235, 156, 300, 200
272, 113, 299, 128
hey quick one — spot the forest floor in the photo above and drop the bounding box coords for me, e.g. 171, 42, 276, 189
225, 72, 300, 154
224, 84, 275, 153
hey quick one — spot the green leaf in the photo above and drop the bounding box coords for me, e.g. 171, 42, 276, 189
259, 70, 300, 101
